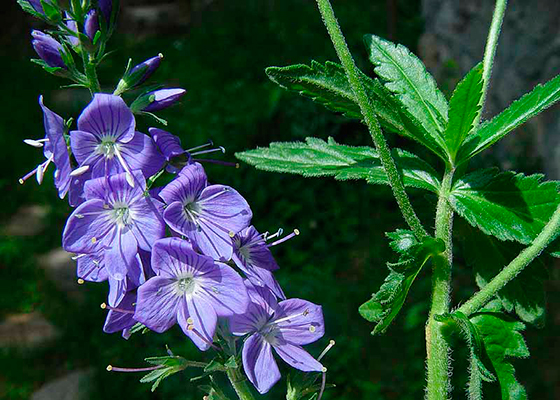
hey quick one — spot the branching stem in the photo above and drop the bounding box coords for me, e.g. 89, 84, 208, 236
227, 367, 256, 400
315, 0, 428, 240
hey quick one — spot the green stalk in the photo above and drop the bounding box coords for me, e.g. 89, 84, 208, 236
425, 169, 455, 400
227, 368, 256, 400
475, 0, 508, 128
315, 0, 427, 240
458, 203, 560, 317
82, 51, 101, 95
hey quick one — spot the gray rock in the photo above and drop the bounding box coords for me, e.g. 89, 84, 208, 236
0, 312, 59, 348
38, 248, 83, 297
31, 369, 94, 400
2, 205, 49, 237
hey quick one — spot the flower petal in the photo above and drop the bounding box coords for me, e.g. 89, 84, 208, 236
70, 130, 101, 166
129, 196, 165, 251
242, 334, 281, 394
118, 131, 165, 178
62, 199, 115, 253
77, 94, 135, 142
160, 163, 207, 204
149, 127, 186, 161
150, 237, 195, 278
84, 170, 145, 203
134, 276, 180, 333
104, 228, 138, 281
178, 297, 217, 351
76, 252, 107, 282
273, 341, 323, 372
229, 280, 277, 336
274, 299, 324, 345
103, 291, 137, 335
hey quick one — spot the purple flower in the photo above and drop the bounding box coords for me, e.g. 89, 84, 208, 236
31, 30, 66, 69
149, 128, 187, 162
19, 97, 72, 199
103, 290, 136, 339
65, 13, 80, 47
70, 94, 165, 183
84, 10, 99, 41
232, 226, 285, 299
62, 171, 165, 281
133, 238, 249, 350
27, 0, 51, 15
159, 162, 252, 260
98, 0, 113, 24
142, 88, 186, 112
230, 281, 325, 394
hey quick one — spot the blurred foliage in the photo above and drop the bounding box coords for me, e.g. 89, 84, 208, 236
0, 0, 558, 399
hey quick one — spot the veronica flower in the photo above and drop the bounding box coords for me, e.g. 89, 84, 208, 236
159, 162, 252, 260
141, 88, 186, 112
62, 171, 165, 281
32, 30, 66, 69
65, 13, 80, 47
70, 94, 165, 186
134, 238, 249, 350
103, 290, 137, 339
232, 226, 301, 299
84, 10, 100, 41
98, 0, 113, 25
230, 281, 325, 394
20, 96, 71, 199
27, 0, 51, 15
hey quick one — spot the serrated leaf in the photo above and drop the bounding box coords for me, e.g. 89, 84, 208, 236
450, 169, 560, 250
460, 222, 548, 326
204, 359, 226, 373
445, 63, 484, 162
471, 313, 529, 400
458, 73, 560, 164
266, 61, 404, 133
359, 231, 444, 334
364, 34, 449, 161
236, 137, 441, 193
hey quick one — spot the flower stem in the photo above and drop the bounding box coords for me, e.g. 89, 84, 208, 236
425, 169, 455, 400
82, 52, 101, 95
475, 0, 508, 127
315, 0, 427, 240
226, 368, 255, 400
458, 203, 560, 317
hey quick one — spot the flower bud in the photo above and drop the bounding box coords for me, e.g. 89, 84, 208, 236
98, 0, 113, 24
84, 10, 100, 41
31, 30, 66, 69
132, 88, 186, 113
114, 54, 163, 94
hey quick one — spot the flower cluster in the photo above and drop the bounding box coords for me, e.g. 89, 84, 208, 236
19, 0, 328, 395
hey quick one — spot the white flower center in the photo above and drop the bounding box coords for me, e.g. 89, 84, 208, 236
175, 273, 197, 297
111, 201, 132, 228
97, 136, 120, 158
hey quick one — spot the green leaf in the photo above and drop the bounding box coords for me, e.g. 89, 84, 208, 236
435, 312, 495, 400
460, 222, 548, 326
359, 231, 444, 334
450, 169, 560, 249
471, 313, 530, 400
444, 63, 484, 162
141, 354, 192, 392
364, 34, 449, 161
265, 61, 405, 133
458, 73, 560, 163
236, 137, 441, 193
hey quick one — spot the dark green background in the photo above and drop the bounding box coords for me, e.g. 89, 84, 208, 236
1, 0, 558, 399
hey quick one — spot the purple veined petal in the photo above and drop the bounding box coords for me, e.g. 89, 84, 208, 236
31, 30, 66, 69
84, 10, 99, 41
104, 227, 138, 281
104, 291, 137, 335
117, 131, 165, 178
76, 252, 108, 282
177, 297, 217, 351
245, 279, 278, 314
195, 261, 249, 317
273, 341, 323, 372
150, 237, 195, 278
149, 127, 186, 161
62, 199, 115, 253
129, 196, 165, 251
77, 94, 136, 143
233, 226, 279, 271
274, 299, 324, 345
142, 88, 186, 112
233, 249, 285, 300
68, 169, 91, 208
83, 170, 146, 203
107, 274, 128, 307
39, 96, 71, 199
65, 12, 80, 47
229, 280, 277, 336
160, 163, 207, 204
70, 130, 102, 165
162, 200, 196, 233
242, 334, 281, 394
134, 276, 180, 333
138, 249, 155, 281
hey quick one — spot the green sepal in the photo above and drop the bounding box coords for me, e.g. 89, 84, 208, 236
141, 354, 191, 392
204, 359, 227, 373
457, 73, 560, 164
138, 111, 168, 126
265, 61, 405, 133
471, 312, 530, 400
224, 356, 238, 369
359, 231, 445, 334
286, 370, 334, 400
30, 59, 66, 77
363, 34, 449, 162
460, 221, 548, 326
236, 137, 441, 193
17, 0, 44, 18
444, 63, 484, 163
40, 0, 61, 23
449, 169, 560, 254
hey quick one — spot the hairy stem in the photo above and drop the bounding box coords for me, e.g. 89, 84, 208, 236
475, 0, 508, 127
227, 368, 256, 400
315, 0, 428, 240
82, 52, 101, 95
426, 169, 455, 400
458, 203, 560, 317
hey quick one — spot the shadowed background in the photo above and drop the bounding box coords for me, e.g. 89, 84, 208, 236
0, 0, 559, 399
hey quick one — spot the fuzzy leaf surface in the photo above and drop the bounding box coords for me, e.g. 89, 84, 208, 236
236, 137, 441, 193
450, 169, 560, 255
364, 34, 449, 160
458, 73, 560, 163
445, 63, 484, 162
359, 231, 444, 334
265, 61, 405, 133
461, 222, 548, 326
471, 313, 529, 400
